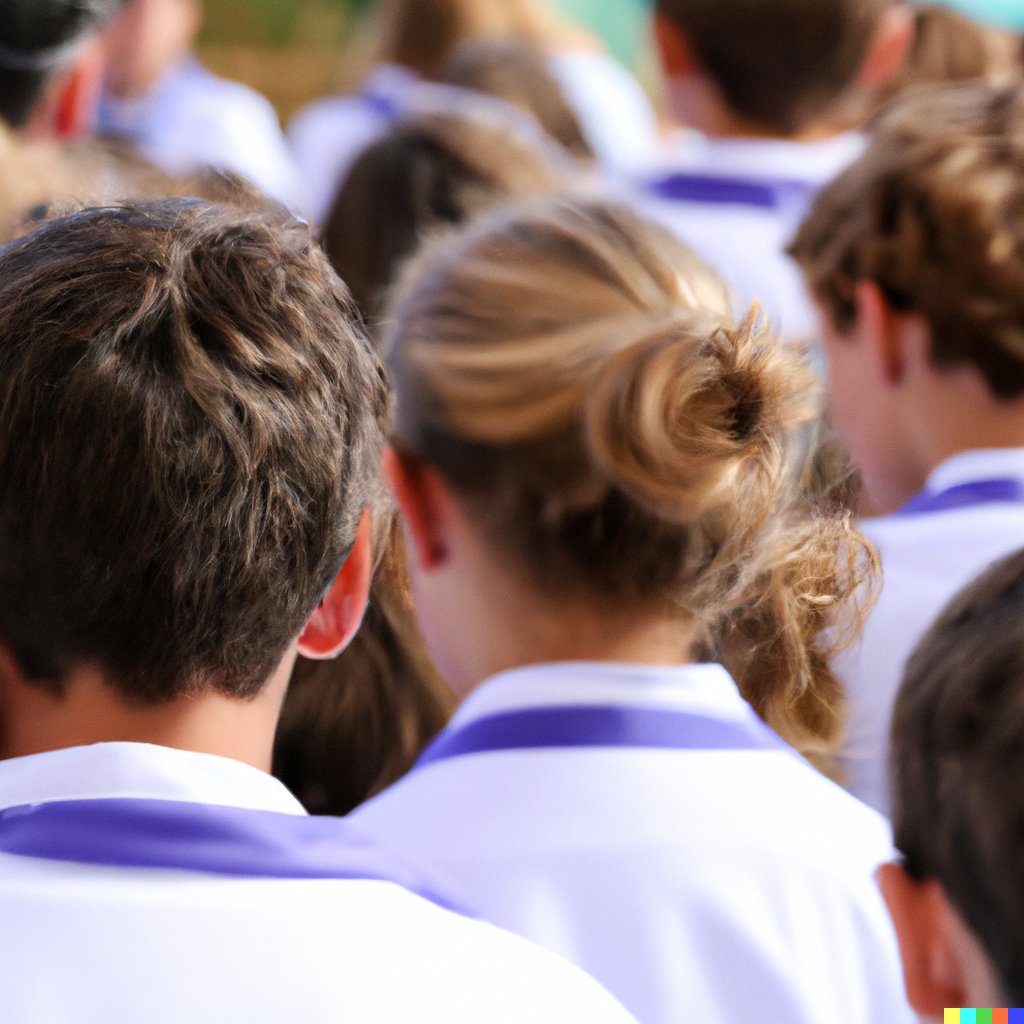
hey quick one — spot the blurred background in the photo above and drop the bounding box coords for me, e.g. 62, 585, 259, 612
196, 0, 1024, 125
197, 0, 656, 123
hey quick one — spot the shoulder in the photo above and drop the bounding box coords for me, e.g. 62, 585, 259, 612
396, 891, 637, 1023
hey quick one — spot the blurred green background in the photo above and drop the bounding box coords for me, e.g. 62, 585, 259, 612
196, 0, 656, 123
199, 0, 654, 61
195, 0, 1024, 124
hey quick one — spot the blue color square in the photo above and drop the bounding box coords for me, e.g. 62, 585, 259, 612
1008, 1009, 1024, 1024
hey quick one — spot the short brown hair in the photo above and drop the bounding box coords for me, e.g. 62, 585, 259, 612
385, 196, 876, 756
791, 83, 1024, 398
0, 198, 387, 702
656, 0, 894, 134
892, 546, 1024, 1004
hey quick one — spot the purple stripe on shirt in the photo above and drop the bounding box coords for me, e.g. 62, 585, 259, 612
895, 478, 1024, 516
414, 703, 791, 770
0, 797, 469, 913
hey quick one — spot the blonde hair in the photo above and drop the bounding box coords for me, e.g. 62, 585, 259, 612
385, 197, 876, 755
375, 0, 577, 80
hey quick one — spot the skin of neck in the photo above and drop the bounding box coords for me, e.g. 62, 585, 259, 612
388, 452, 697, 700
0, 643, 298, 771
821, 283, 1024, 515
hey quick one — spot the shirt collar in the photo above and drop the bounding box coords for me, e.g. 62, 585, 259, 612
925, 447, 1024, 494
655, 130, 867, 187
449, 661, 753, 730
0, 742, 306, 816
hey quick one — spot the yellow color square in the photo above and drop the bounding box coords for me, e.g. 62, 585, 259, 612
945, 1011, 961, 1024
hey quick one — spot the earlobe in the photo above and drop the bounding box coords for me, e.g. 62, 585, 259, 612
383, 448, 449, 572
297, 508, 373, 660
857, 5, 916, 90
854, 279, 905, 387
652, 14, 698, 78
877, 863, 966, 1018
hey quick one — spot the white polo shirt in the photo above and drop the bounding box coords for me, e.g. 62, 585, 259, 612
633, 132, 866, 341
98, 56, 307, 213
839, 447, 1024, 816
0, 741, 637, 1024
351, 661, 915, 1024
288, 53, 660, 229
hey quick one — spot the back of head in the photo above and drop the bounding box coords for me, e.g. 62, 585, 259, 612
892, 547, 1024, 1004
791, 82, 1024, 397
0, 197, 386, 702
321, 109, 564, 324
375, 0, 562, 81
656, 0, 894, 133
385, 196, 876, 753
443, 39, 593, 159
0, 0, 119, 128
869, 5, 1022, 112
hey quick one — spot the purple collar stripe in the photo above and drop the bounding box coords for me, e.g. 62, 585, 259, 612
0, 797, 468, 913
359, 88, 401, 121
896, 478, 1024, 517
648, 172, 812, 210
414, 703, 790, 770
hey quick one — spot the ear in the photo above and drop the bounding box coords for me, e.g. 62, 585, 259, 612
28, 38, 108, 141
877, 863, 966, 1018
383, 448, 450, 573
853, 279, 906, 387
297, 508, 373, 659
856, 5, 916, 90
653, 13, 699, 78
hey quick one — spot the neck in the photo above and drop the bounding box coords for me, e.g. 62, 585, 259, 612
882, 370, 1024, 512
665, 74, 841, 142
416, 522, 696, 700
0, 646, 297, 771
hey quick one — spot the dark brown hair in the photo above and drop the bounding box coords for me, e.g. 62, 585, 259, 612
322, 109, 563, 324
385, 196, 876, 756
443, 39, 593, 159
274, 523, 455, 814
656, 0, 894, 134
0, 197, 387, 702
892, 546, 1024, 1004
791, 83, 1024, 398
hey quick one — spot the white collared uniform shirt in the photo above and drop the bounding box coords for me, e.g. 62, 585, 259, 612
633, 132, 866, 341
98, 56, 307, 213
351, 661, 916, 1024
289, 54, 661, 229
0, 741, 638, 1024
839, 448, 1024, 816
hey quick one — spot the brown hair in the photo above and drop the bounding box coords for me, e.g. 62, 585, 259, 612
375, 0, 574, 82
881, 5, 1022, 102
274, 522, 456, 815
443, 39, 593, 159
656, 0, 894, 134
385, 197, 876, 754
892, 546, 1024, 1004
791, 83, 1024, 398
0, 197, 387, 702
322, 109, 564, 324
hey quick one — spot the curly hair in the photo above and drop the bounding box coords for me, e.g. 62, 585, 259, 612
385, 197, 877, 755
791, 82, 1024, 398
